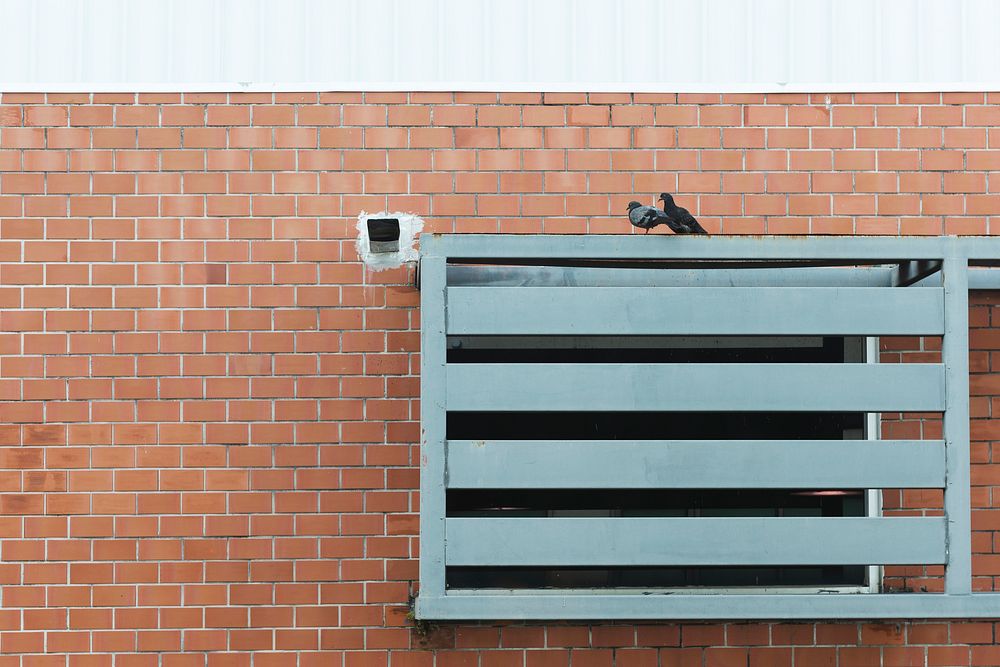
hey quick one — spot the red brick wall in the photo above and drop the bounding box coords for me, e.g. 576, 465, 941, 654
0, 90, 999, 666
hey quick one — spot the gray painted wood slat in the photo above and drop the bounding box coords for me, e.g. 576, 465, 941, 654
446, 286, 945, 335
418, 255, 448, 599
943, 256, 972, 594
416, 592, 1000, 621
426, 233, 1000, 260
447, 265, 899, 288
444, 517, 946, 567
445, 363, 945, 412
445, 440, 946, 489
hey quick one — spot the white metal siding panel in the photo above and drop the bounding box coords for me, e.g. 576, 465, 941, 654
1, 0, 998, 91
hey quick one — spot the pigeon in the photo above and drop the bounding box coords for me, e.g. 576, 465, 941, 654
659, 193, 709, 234
627, 201, 673, 234
627, 200, 698, 235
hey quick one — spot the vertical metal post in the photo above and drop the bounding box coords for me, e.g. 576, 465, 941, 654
943, 253, 971, 594
417, 249, 448, 611
864, 335, 883, 593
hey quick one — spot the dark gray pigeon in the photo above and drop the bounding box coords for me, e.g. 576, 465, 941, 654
659, 193, 708, 234
627, 201, 671, 234
628, 200, 696, 235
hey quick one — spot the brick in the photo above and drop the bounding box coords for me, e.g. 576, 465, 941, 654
0, 91, 996, 665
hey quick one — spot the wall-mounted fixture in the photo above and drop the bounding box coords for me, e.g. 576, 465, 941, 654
367, 218, 401, 253
355, 211, 423, 272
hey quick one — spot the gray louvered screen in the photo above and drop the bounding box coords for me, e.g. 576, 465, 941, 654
417, 235, 1000, 620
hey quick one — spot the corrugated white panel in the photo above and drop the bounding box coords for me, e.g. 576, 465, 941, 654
831, 0, 878, 85
1, 0, 998, 91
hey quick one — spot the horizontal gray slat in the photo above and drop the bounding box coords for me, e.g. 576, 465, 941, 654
416, 592, 1000, 621
445, 363, 945, 412
423, 233, 1000, 261
445, 440, 946, 489
449, 336, 826, 350
446, 287, 944, 336
920, 269, 1000, 290
446, 264, 1000, 291
446, 265, 898, 288
445, 517, 946, 567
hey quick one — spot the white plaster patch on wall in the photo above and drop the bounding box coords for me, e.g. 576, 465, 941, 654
355, 211, 424, 271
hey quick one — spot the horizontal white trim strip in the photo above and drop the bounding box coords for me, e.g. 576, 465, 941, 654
1, 82, 999, 94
